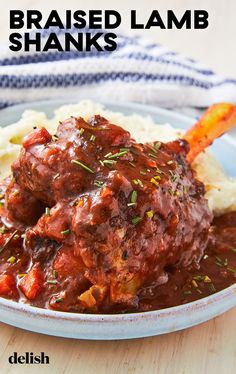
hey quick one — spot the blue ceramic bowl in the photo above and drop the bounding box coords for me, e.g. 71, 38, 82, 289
0, 100, 236, 340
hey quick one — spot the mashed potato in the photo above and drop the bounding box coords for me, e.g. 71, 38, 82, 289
0, 100, 235, 215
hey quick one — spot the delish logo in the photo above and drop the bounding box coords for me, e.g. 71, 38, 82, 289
8, 352, 49, 364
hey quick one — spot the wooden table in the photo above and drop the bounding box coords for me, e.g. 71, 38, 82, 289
0, 1, 236, 373
1, 308, 236, 373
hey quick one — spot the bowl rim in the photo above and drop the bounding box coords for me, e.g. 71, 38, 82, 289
1, 282, 236, 323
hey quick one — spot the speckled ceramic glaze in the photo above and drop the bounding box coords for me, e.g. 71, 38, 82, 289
0, 100, 236, 340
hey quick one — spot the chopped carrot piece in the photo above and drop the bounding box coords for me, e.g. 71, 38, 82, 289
146, 159, 157, 168
0, 274, 16, 296
19, 267, 44, 300
23, 128, 52, 149
100, 186, 113, 198
184, 103, 236, 163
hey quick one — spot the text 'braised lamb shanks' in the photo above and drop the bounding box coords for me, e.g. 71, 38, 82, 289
4, 114, 213, 312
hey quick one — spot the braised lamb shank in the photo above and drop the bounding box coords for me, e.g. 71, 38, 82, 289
3, 112, 215, 312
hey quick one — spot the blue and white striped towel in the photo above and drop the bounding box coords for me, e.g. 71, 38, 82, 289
0, 28, 236, 115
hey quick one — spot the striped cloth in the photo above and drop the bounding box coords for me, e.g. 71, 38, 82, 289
0, 28, 236, 115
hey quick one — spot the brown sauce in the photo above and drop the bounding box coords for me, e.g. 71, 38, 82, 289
0, 182, 236, 314
138, 212, 236, 312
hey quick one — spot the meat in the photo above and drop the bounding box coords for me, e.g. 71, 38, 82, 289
5, 180, 45, 226
5, 115, 213, 312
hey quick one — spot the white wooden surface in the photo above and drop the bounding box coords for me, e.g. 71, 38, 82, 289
0, 1, 236, 373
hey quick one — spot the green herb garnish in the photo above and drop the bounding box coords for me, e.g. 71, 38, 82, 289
208, 283, 216, 293
90, 135, 96, 142
108, 150, 128, 159
55, 298, 64, 303
45, 207, 50, 216
128, 191, 137, 206
102, 160, 117, 168
148, 153, 157, 159
61, 229, 71, 236
0, 230, 18, 254
183, 290, 192, 295
171, 175, 177, 183
148, 145, 158, 154
0, 226, 7, 234
132, 216, 142, 225
130, 190, 137, 204
154, 141, 161, 149
53, 270, 58, 279
156, 167, 163, 174
94, 180, 104, 188
71, 160, 94, 174
140, 170, 146, 176
227, 267, 236, 273
168, 188, 174, 196
193, 275, 204, 281
132, 179, 144, 188
104, 152, 112, 158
